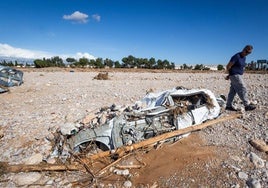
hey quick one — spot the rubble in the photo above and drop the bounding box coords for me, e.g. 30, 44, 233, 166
0, 71, 267, 187
62, 87, 222, 155
0, 65, 23, 93
1, 86, 230, 180
34, 86, 234, 173
93, 72, 109, 80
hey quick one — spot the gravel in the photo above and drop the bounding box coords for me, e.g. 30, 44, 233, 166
0, 70, 267, 187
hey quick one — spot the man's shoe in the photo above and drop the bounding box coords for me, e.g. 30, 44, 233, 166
225, 106, 237, 111
245, 104, 256, 111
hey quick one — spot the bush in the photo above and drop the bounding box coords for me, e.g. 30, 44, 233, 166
217, 64, 225, 71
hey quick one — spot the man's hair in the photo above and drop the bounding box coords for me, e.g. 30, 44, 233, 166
243, 45, 253, 51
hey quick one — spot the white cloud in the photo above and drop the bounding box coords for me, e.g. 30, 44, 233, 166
0, 43, 52, 59
75, 52, 96, 60
92, 14, 101, 22
63, 11, 89, 23
0, 43, 96, 60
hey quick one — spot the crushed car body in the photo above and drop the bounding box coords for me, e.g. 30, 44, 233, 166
0, 65, 23, 92
66, 87, 223, 153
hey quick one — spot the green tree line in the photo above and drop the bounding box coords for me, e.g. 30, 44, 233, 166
0, 55, 228, 70
65, 55, 176, 69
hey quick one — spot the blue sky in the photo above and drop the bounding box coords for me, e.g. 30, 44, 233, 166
0, 0, 267, 66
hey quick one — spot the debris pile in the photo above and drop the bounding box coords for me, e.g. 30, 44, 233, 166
93, 72, 109, 80
1, 85, 241, 187
1, 70, 267, 187
48, 87, 224, 162
0, 65, 23, 93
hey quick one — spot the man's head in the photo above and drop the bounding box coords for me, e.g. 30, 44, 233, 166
242, 45, 253, 56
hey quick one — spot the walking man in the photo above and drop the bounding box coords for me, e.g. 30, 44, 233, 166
225, 45, 256, 111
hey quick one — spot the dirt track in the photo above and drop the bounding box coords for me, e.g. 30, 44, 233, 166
0, 69, 267, 187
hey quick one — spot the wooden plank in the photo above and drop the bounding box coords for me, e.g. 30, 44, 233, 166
0, 163, 82, 174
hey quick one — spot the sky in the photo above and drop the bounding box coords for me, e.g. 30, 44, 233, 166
0, 0, 267, 66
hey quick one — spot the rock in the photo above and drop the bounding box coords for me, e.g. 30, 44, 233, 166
45, 133, 55, 142
0, 129, 4, 139
45, 179, 54, 185
13, 148, 24, 156
122, 169, 130, 176
231, 155, 242, 163
265, 111, 268, 119
13, 172, 42, 186
81, 113, 96, 124
60, 122, 80, 135
113, 169, 129, 176
46, 157, 57, 164
238, 171, 248, 180
123, 180, 132, 188
24, 153, 43, 164
246, 178, 261, 188
249, 152, 265, 168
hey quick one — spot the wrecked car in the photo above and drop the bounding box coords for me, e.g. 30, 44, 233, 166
66, 87, 223, 154
0, 65, 23, 93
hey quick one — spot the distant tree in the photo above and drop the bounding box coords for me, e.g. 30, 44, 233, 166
89, 59, 96, 67
136, 58, 150, 68
194, 64, 204, 70
0, 60, 7, 66
156, 59, 163, 69
147, 58, 155, 69
162, 59, 170, 69
121, 57, 128, 68
122, 55, 136, 68
78, 57, 89, 67
217, 64, 225, 71
169, 62, 175, 69
182, 63, 192, 70
104, 58, 114, 68
66, 57, 76, 63
194, 64, 210, 70
33, 56, 65, 68
114, 61, 121, 68
34, 59, 47, 68
94, 58, 104, 68
51, 56, 65, 67
135, 58, 143, 68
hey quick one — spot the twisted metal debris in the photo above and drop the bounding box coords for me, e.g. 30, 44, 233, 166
0, 65, 23, 93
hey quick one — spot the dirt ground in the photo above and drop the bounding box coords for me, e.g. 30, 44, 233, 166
86, 131, 238, 187
132, 133, 218, 185
0, 68, 267, 187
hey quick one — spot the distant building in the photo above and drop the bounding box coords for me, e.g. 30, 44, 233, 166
205, 65, 218, 71
256, 59, 267, 70
247, 59, 268, 70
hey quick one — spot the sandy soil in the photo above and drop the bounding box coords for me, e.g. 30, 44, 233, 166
0, 68, 267, 187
